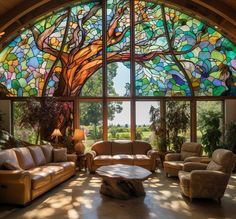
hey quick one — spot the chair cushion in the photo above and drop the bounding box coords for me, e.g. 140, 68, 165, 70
94, 155, 113, 166
112, 141, 132, 155
53, 148, 67, 162
13, 147, 36, 170
164, 161, 184, 170
2, 160, 23, 170
132, 141, 151, 155
29, 146, 46, 166
40, 145, 53, 163
112, 154, 133, 165
181, 142, 202, 160
207, 149, 235, 173
0, 149, 19, 169
92, 141, 112, 155
133, 154, 150, 166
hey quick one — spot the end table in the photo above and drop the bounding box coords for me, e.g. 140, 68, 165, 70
77, 153, 87, 171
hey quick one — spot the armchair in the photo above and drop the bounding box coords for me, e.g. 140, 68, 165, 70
163, 142, 202, 177
178, 149, 236, 202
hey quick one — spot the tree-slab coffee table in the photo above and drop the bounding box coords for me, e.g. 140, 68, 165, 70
96, 164, 152, 199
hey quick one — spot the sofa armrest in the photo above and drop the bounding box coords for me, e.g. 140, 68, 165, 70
86, 150, 97, 173
147, 150, 159, 171
147, 149, 158, 158
183, 162, 208, 172
67, 154, 77, 163
184, 156, 202, 163
0, 170, 31, 182
86, 150, 97, 159
165, 153, 181, 161
0, 170, 31, 205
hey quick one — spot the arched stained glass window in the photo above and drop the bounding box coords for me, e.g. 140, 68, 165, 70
0, 0, 236, 97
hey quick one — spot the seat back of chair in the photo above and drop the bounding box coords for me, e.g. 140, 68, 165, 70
180, 142, 202, 160
207, 149, 235, 173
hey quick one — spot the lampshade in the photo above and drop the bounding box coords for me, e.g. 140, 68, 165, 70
51, 129, 62, 137
73, 129, 85, 141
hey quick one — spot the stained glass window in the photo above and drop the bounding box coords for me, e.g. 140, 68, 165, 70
0, 1, 236, 97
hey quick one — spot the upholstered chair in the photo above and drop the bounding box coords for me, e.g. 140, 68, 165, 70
163, 142, 202, 177
178, 149, 236, 202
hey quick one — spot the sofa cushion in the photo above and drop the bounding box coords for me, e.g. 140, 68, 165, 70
28, 168, 51, 190
112, 154, 133, 165
29, 146, 46, 166
46, 162, 75, 171
53, 148, 67, 162
94, 155, 113, 166
92, 141, 112, 155
40, 145, 53, 163
2, 160, 23, 170
112, 141, 132, 155
0, 149, 19, 169
14, 147, 36, 170
133, 141, 151, 155
133, 154, 150, 166
40, 165, 64, 175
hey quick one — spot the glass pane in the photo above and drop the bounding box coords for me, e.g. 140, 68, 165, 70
166, 100, 190, 152
136, 101, 160, 150
80, 69, 102, 97
197, 101, 222, 145
107, 0, 131, 97
13, 100, 74, 145
108, 101, 130, 140
80, 102, 103, 151
107, 62, 130, 96
13, 101, 39, 144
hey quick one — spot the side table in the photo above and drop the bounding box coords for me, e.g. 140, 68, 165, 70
77, 153, 87, 171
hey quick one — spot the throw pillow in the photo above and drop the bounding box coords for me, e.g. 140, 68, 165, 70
53, 148, 67, 162
2, 160, 23, 171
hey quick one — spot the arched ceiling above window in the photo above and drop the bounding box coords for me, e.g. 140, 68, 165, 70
0, 0, 236, 97
0, 0, 236, 48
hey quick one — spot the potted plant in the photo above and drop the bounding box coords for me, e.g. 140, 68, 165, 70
198, 110, 222, 157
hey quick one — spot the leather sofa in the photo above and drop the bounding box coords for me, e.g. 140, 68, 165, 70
0, 145, 76, 205
86, 140, 158, 173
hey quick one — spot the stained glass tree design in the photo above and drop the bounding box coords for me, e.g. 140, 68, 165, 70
0, 0, 235, 97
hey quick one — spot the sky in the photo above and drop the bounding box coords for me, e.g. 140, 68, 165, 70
109, 101, 160, 126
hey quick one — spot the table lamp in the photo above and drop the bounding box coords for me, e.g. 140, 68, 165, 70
51, 128, 62, 143
73, 129, 85, 154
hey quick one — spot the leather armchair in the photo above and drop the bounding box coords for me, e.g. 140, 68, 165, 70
163, 142, 202, 177
178, 149, 236, 202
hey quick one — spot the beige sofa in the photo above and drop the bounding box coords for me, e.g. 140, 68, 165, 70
163, 142, 202, 177
178, 149, 236, 201
86, 140, 158, 173
0, 145, 76, 205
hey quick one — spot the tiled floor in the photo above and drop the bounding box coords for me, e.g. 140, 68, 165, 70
0, 168, 236, 219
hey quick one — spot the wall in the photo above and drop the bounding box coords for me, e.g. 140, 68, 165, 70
0, 100, 11, 133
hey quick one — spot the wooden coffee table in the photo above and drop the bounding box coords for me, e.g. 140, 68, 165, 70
96, 164, 152, 199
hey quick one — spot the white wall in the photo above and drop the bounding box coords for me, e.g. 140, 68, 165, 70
0, 100, 11, 133
225, 99, 236, 124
